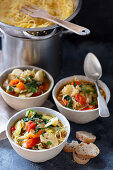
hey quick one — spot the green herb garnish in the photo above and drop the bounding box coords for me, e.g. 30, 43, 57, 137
74, 82, 76, 87
46, 141, 52, 145
42, 119, 49, 124
17, 139, 23, 142
29, 87, 36, 93
8, 86, 14, 92
35, 128, 42, 134
64, 95, 72, 109
42, 131, 44, 137
57, 127, 60, 131
91, 101, 96, 105
86, 89, 91, 96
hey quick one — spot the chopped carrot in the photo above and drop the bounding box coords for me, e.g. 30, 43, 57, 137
16, 81, 25, 90
26, 138, 40, 148
10, 78, 19, 86
35, 130, 43, 138
29, 130, 43, 139
62, 99, 68, 106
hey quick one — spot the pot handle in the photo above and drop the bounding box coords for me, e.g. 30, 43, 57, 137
62, 30, 73, 35
23, 28, 56, 40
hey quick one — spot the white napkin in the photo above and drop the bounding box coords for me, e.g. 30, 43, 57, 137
0, 94, 54, 141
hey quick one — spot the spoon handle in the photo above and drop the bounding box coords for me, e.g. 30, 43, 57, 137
95, 81, 110, 117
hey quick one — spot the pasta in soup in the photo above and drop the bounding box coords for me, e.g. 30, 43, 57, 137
11, 110, 67, 149
2, 69, 50, 97
56, 76, 106, 111
0, 0, 75, 28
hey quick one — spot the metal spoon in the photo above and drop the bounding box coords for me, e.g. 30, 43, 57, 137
84, 52, 110, 117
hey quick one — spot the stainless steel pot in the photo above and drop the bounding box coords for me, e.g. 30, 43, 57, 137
0, 0, 82, 77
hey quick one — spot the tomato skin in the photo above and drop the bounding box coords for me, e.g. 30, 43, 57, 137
39, 85, 45, 91
10, 78, 19, 86
26, 121, 36, 133
71, 81, 81, 86
32, 92, 42, 97
11, 126, 16, 132
81, 105, 96, 110
39, 83, 49, 92
26, 138, 40, 148
75, 94, 86, 105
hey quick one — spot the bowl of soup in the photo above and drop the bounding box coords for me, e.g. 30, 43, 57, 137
52, 75, 110, 124
6, 107, 70, 162
0, 66, 54, 110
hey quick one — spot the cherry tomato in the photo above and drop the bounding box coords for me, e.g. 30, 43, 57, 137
81, 105, 96, 110
75, 94, 86, 105
71, 81, 81, 86
32, 92, 42, 97
26, 138, 40, 148
11, 126, 16, 132
26, 121, 36, 133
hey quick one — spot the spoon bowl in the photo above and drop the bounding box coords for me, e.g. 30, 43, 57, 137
84, 53, 102, 80
84, 53, 110, 117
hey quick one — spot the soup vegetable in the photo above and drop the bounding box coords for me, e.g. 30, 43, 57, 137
56, 76, 106, 111
11, 110, 67, 149
2, 69, 50, 97
0, 0, 74, 28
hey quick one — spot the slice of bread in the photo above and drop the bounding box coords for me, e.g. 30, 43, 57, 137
73, 151, 90, 164
76, 131, 96, 144
75, 142, 100, 158
63, 141, 79, 152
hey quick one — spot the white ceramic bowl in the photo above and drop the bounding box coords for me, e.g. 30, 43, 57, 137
0, 66, 54, 110
6, 107, 70, 162
52, 75, 110, 124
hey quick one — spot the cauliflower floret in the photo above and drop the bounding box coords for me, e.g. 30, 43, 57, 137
74, 76, 79, 81
45, 117, 58, 127
71, 85, 81, 97
13, 87, 20, 94
11, 69, 23, 77
20, 70, 35, 78
62, 85, 73, 96
72, 97, 80, 108
40, 133, 58, 148
34, 70, 44, 82
86, 94, 93, 104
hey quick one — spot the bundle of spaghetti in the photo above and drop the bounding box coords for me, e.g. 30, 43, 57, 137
0, 0, 75, 28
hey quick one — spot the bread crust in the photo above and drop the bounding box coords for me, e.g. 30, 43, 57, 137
75, 142, 100, 159
73, 151, 90, 164
76, 131, 96, 144
63, 141, 78, 152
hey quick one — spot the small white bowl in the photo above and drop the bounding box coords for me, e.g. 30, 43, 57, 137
6, 107, 70, 162
52, 75, 110, 124
0, 66, 54, 110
